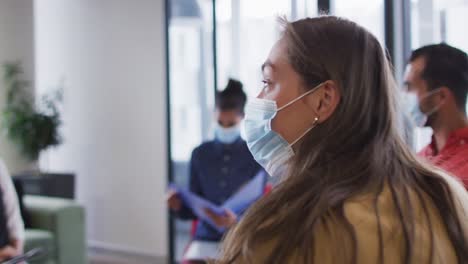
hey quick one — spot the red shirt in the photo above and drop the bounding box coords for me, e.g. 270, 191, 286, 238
419, 127, 468, 189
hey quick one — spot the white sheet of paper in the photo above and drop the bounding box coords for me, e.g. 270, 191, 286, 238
184, 240, 220, 261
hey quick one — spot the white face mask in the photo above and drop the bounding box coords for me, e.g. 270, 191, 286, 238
406, 89, 442, 127
214, 123, 241, 144
243, 83, 324, 177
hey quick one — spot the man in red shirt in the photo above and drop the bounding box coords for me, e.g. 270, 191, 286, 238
405, 43, 468, 188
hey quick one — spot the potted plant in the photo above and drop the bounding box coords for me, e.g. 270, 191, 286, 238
2, 62, 62, 169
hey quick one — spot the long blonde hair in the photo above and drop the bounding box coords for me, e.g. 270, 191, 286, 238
217, 16, 468, 263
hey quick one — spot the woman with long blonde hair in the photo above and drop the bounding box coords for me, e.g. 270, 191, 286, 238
216, 16, 468, 263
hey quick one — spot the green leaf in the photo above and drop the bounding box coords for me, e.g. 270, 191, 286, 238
2, 62, 63, 161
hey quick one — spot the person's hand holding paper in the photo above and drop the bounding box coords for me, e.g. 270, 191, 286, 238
168, 171, 266, 232
166, 189, 182, 211
0, 245, 17, 261
204, 208, 237, 228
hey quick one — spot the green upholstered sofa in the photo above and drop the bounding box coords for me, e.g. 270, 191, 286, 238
23, 195, 87, 264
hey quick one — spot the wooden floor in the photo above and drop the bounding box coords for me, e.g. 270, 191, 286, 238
90, 255, 163, 264
89, 250, 166, 264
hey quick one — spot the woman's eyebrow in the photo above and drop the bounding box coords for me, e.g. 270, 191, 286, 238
261, 60, 275, 73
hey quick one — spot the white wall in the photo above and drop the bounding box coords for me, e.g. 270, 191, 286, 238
0, 0, 36, 174
446, 5, 468, 52
34, 0, 168, 258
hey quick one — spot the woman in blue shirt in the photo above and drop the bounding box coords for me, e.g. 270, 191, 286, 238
167, 79, 264, 264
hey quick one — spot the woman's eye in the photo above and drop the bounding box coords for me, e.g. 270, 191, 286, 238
262, 80, 270, 90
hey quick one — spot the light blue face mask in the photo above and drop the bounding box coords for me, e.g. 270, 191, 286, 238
215, 123, 241, 144
406, 89, 441, 127
243, 83, 324, 177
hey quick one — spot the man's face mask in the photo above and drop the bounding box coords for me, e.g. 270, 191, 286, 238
406, 89, 443, 127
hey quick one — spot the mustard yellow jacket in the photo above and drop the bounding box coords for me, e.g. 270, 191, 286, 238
229, 173, 468, 263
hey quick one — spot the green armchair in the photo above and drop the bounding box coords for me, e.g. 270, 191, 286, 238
23, 195, 87, 264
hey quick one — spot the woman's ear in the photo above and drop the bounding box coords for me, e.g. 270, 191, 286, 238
305, 81, 340, 123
